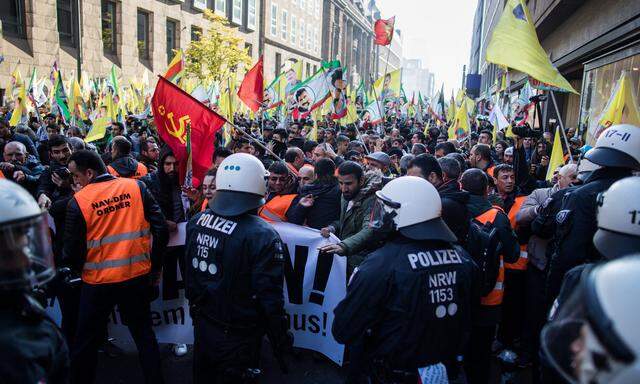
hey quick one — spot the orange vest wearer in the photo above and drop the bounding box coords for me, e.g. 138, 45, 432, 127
107, 162, 148, 180
475, 206, 506, 306
74, 178, 151, 284
505, 195, 528, 271
258, 194, 297, 222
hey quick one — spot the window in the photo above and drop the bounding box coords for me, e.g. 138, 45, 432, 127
275, 53, 282, 78
1, 0, 25, 37
247, 0, 256, 30
166, 19, 178, 65
290, 15, 297, 45
57, 0, 76, 47
307, 0, 313, 14
299, 20, 305, 49
101, 0, 117, 54
315, 0, 320, 18
307, 28, 312, 51
300, 0, 305, 10
232, 0, 242, 24
313, 27, 318, 53
281, 10, 288, 40
191, 25, 202, 42
270, 3, 278, 37
214, 0, 226, 15
306, 63, 311, 77
137, 10, 150, 60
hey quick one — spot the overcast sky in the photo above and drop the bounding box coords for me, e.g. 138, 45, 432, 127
376, 0, 477, 97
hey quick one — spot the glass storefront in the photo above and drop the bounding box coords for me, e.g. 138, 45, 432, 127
579, 44, 640, 145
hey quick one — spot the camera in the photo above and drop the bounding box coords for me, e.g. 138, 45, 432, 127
511, 123, 542, 139
53, 166, 71, 179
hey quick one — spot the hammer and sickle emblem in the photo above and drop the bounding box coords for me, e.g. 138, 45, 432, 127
158, 105, 166, 116
164, 112, 191, 145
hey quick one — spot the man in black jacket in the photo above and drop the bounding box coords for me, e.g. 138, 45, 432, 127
287, 158, 341, 229
107, 136, 148, 179
407, 154, 470, 244
62, 150, 168, 383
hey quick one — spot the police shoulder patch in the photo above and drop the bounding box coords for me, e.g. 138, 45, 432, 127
556, 209, 571, 224
273, 240, 285, 262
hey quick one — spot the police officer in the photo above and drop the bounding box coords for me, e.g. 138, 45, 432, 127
184, 153, 291, 384
541, 254, 640, 384
333, 176, 478, 383
0, 179, 69, 383
546, 124, 640, 303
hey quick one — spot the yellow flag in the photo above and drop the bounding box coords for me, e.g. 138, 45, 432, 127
9, 86, 26, 126
69, 79, 87, 120
338, 101, 358, 125
448, 99, 470, 140
546, 128, 565, 181
85, 117, 110, 142
594, 71, 640, 139
373, 69, 401, 101
486, 0, 577, 94
447, 95, 456, 123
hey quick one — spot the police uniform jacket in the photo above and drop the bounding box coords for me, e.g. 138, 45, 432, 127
333, 235, 479, 369
546, 167, 633, 302
184, 209, 286, 336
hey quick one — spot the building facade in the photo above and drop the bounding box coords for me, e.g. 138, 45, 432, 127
258, 0, 323, 84
0, 0, 263, 100
321, 0, 377, 87
402, 58, 434, 100
469, 0, 640, 142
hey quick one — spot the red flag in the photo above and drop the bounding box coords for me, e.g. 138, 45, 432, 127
152, 76, 226, 184
237, 56, 264, 113
374, 17, 395, 46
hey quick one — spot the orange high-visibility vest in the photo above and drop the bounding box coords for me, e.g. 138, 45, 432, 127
107, 162, 148, 180
505, 195, 528, 270
74, 178, 151, 284
475, 206, 506, 306
200, 198, 209, 212
486, 165, 495, 178
0, 170, 5, 179
258, 194, 297, 222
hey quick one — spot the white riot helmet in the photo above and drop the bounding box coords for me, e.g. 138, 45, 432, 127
585, 124, 640, 170
210, 153, 269, 216
541, 255, 640, 384
369, 176, 456, 242
594, 177, 640, 259
0, 180, 55, 290
576, 151, 602, 182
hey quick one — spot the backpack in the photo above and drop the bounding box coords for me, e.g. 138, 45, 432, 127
466, 208, 503, 296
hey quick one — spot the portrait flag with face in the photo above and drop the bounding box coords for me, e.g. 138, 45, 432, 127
289, 62, 342, 120
374, 16, 395, 46
372, 69, 401, 103
152, 76, 226, 184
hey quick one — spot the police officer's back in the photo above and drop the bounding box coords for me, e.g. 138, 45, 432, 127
0, 179, 69, 383
333, 176, 477, 383
547, 124, 640, 301
184, 153, 290, 384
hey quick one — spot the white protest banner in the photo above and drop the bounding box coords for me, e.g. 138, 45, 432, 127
45, 221, 346, 365
272, 222, 347, 366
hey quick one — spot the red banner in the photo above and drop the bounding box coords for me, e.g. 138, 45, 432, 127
238, 56, 264, 113
151, 76, 226, 184
374, 17, 395, 46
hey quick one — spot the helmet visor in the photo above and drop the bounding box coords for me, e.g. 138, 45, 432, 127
368, 194, 399, 231
0, 214, 55, 290
541, 280, 632, 384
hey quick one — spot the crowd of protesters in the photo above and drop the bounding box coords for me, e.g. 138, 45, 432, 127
1, 97, 639, 384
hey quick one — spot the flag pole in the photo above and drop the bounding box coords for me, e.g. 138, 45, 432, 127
549, 90, 574, 164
